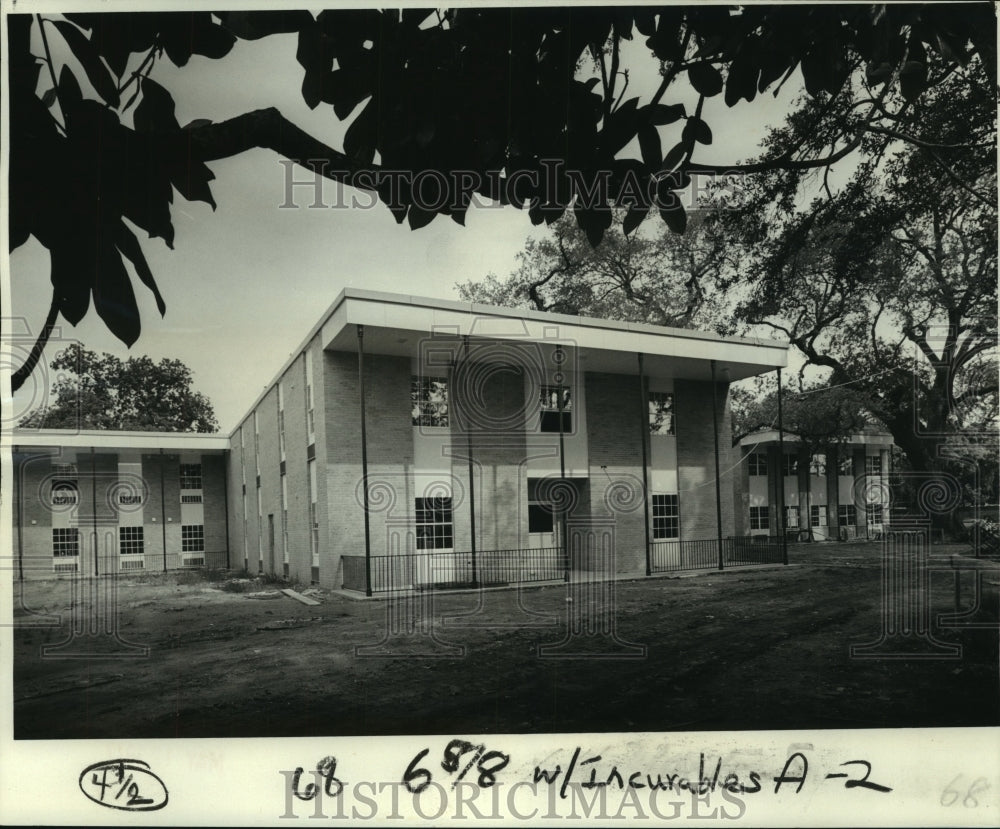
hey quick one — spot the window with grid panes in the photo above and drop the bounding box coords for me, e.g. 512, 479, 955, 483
50, 463, 79, 505
866, 503, 884, 526
838, 504, 856, 526
648, 392, 675, 435
179, 463, 202, 489
748, 453, 767, 476
749, 506, 769, 530
866, 455, 882, 477
181, 525, 204, 552
539, 385, 572, 432
651, 494, 679, 539
119, 526, 144, 555
809, 453, 826, 476
838, 451, 854, 475
810, 505, 828, 527
52, 528, 79, 557
410, 376, 449, 427
782, 454, 799, 477
785, 505, 800, 528
415, 496, 453, 549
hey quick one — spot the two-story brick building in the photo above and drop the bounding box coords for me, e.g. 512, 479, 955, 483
11, 289, 790, 589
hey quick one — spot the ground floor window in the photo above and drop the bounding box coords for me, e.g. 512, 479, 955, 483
810, 505, 828, 527
182, 524, 205, 552
415, 496, 453, 549
749, 506, 769, 530
785, 506, 800, 529
527, 478, 555, 534
52, 528, 79, 557
866, 503, 884, 526
119, 526, 144, 555
652, 494, 680, 539
838, 504, 856, 526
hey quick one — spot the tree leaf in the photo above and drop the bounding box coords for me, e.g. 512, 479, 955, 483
134, 77, 178, 132
682, 117, 712, 146
58, 65, 83, 113
41, 87, 58, 108
688, 62, 724, 97
661, 140, 689, 172
644, 103, 686, 125
622, 203, 650, 235
93, 242, 141, 346
49, 238, 92, 325
182, 118, 213, 129
899, 60, 928, 102
52, 19, 120, 108
115, 221, 166, 316
406, 204, 437, 231
638, 124, 662, 171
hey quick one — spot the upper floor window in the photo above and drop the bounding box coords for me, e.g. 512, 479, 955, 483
50, 463, 78, 505
838, 452, 854, 476
648, 392, 675, 435
539, 385, 571, 432
180, 463, 202, 490
809, 453, 827, 476
305, 349, 315, 441
782, 454, 799, 477
866, 455, 882, 477
411, 376, 449, 427
748, 453, 767, 476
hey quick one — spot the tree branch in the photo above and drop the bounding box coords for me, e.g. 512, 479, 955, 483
11, 292, 60, 393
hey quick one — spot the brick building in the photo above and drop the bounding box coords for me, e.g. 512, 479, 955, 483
734, 429, 895, 541
12, 290, 790, 587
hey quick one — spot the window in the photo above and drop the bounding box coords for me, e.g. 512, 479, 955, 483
866, 455, 882, 477
810, 505, 828, 527
749, 506, 769, 530
182, 525, 205, 552
838, 452, 854, 476
539, 385, 571, 432
254, 412, 261, 475
838, 504, 856, 526
180, 493, 202, 504
411, 376, 449, 427
415, 496, 453, 550
866, 503, 884, 526
648, 392, 675, 435
119, 526, 144, 556
119, 493, 143, 505
278, 382, 286, 461
809, 453, 826, 476
527, 478, 554, 534
281, 475, 289, 563
50, 463, 79, 505
305, 349, 315, 441
52, 528, 79, 557
308, 459, 319, 566
179, 463, 202, 490
652, 494, 680, 539
785, 505, 800, 528
782, 454, 799, 477
748, 453, 768, 476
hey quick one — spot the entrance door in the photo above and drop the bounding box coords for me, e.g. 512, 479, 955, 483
267, 514, 275, 574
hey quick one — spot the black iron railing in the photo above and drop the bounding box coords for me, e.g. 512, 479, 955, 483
342, 547, 564, 594
650, 536, 784, 573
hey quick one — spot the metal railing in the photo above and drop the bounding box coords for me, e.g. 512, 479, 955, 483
342, 547, 564, 594
650, 536, 784, 573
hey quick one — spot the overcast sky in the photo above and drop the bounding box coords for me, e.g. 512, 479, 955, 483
8, 5, 820, 431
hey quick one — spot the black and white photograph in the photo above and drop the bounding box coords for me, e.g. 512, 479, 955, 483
2, 1, 998, 824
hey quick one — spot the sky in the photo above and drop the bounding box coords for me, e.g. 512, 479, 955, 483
7, 5, 823, 431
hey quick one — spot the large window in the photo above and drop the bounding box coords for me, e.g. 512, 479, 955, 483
782, 454, 799, 477
527, 478, 554, 534
539, 385, 571, 432
748, 453, 767, 476
181, 525, 205, 553
866, 454, 882, 477
50, 463, 78, 505
810, 505, 828, 527
119, 526, 144, 556
415, 496, 453, 550
809, 453, 827, 476
411, 376, 449, 427
179, 463, 202, 490
278, 381, 286, 461
866, 503, 884, 526
52, 528, 79, 557
785, 505, 800, 529
648, 392, 675, 435
749, 506, 769, 530
838, 504, 856, 526
837, 452, 854, 476
305, 349, 315, 442
652, 494, 680, 539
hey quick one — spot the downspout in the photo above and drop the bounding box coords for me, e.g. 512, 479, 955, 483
463, 336, 478, 588
637, 353, 652, 576
776, 368, 788, 565
222, 452, 231, 569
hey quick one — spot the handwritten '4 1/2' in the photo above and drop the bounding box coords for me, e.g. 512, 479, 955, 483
404, 740, 510, 794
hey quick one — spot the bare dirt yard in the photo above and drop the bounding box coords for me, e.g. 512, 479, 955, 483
12, 542, 999, 739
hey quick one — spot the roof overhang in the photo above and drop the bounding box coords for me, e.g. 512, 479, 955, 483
10, 429, 230, 452
319, 290, 788, 383
740, 430, 895, 449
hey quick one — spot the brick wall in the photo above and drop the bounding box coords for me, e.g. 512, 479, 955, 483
201, 454, 228, 564
585, 371, 645, 574
675, 379, 735, 542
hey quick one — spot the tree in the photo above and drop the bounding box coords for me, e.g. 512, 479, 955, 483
456, 209, 731, 328
8, 6, 994, 388
713, 57, 997, 478
19, 344, 219, 432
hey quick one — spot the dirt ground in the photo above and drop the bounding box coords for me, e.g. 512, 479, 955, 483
12, 541, 1000, 739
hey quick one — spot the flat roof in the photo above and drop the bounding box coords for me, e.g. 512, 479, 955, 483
740, 429, 895, 448
10, 429, 229, 452
235, 289, 790, 434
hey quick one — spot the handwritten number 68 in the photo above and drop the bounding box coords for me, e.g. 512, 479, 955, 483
941, 775, 990, 808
